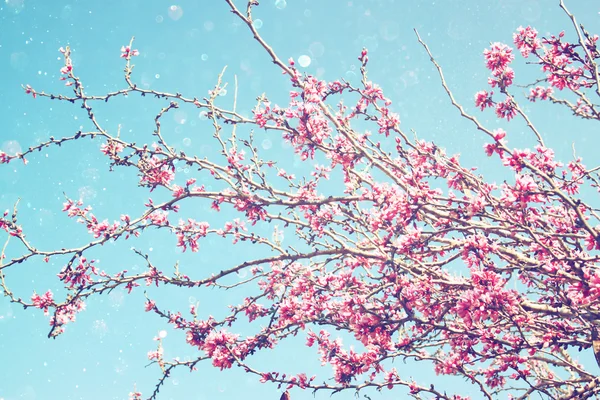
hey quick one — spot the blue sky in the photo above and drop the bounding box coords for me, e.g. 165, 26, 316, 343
1, 1, 599, 399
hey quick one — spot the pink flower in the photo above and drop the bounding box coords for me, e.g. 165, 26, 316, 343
358, 48, 368, 63
49, 299, 86, 334
124, 278, 139, 292
31, 290, 54, 314
147, 347, 163, 361
146, 210, 169, 226
495, 98, 516, 120
144, 300, 156, 312
488, 67, 514, 90
513, 26, 541, 57
528, 86, 553, 101
376, 109, 400, 136
483, 42, 514, 72
586, 234, 600, 251
202, 329, 239, 370
138, 157, 175, 190
24, 84, 36, 98
120, 45, 139, 58
493, 128, 507, 141
86, 217, 120, 239
100, 140, 124, 157
474, 90, 494, 110
175, 219, 210, 252
57, 257, 99, 288
129, 391, 142, 400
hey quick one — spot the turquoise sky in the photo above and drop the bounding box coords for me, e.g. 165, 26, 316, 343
1, 1, 599, 399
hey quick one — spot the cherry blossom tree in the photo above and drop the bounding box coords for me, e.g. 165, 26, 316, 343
2, 0, 600, 399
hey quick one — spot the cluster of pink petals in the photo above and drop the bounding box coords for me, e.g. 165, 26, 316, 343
139, 156, 175, 190
175, 218, 210, 252
128, 391, 142, 400
100, 140, 124, 157
120, 45, 139, 58
12, 19, 600, 399
31, 290, 54, 314
57, 257, 99, 288
49, 299, 86, 336
513, 26, 541, 57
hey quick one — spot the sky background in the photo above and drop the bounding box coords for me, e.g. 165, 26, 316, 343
1, 0, 599, 399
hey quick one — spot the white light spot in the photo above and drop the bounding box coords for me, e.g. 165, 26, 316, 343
168, 5, 183, 21
261, 139, 272, 150
379, 21, 400, 41
173, 110, 187, 124
5, 0, 25, 14
298, 55, 311, 68
2, 140, 22, 156
309, 42, 325, 58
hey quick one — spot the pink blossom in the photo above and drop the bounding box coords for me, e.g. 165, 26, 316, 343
495, 98, 516, 120
586, 234, 600, 251
24, 84, 36, 98
129, 391, 142, 400
139, 157, 175, 190
86, 216, 120, 239
144, 300, 156, 312
488, 67, 514, 90
474, 90, 494, 110
483, 42, 514, 72
31, 290, 54, 314
176, 219, 210, 252
528, 86, 553, 101
49, 299, 86, 335
57, 257, 99, 288
100, 140, 124, 157
376, 109, 400, 136
147, 347, 163, 361
120, 45, 139, 58
513, 26, 541, 57
202, 329, 239, 370
146, 210, 169, 226
6, 5, 600, 398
